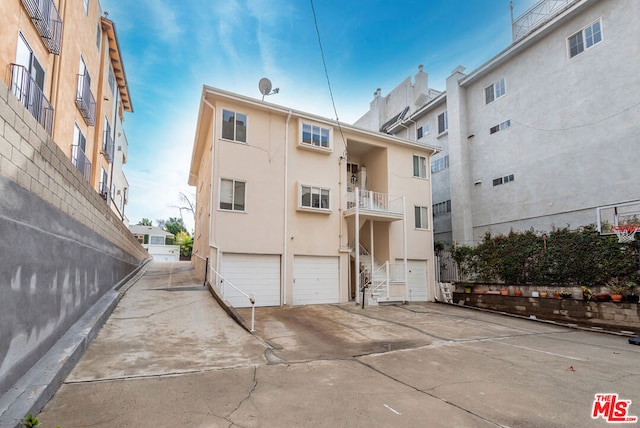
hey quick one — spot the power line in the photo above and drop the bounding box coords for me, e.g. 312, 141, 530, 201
310, 0, 348, 154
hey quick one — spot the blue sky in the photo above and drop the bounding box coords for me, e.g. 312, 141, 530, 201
99, 0, 538, 232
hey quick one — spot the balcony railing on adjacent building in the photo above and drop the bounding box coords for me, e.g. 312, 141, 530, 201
20, 0, 62, 54
102, 130, 114, 163
512, 0, 580, 41
10, 64, 54, 136
76, 74, 96, 126
71, 144, 92, 182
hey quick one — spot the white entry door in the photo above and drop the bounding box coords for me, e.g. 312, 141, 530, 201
220, 254, 280, 307
400, 259, 429, 301
293, 256, 340, 305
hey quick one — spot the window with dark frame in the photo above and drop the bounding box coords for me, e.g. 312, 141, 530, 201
222, 109, 247, 143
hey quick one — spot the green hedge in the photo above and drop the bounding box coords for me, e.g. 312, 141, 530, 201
452, 226, 639, 286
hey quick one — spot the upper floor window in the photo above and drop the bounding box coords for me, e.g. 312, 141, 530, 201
414, 206, 429, 230
302, 123, 330, 149
431, 155, 449, 174
417, 124, 429, 140
568, 19, 602, 58
96, 24, 101, 49
493, 174, 515, 186
437, 111, 448, 135
83, 0, 89, 14
222, 109, 247, 143
149, 236, 165, 245
485, 78, 506, 104
413, 155, 427, 179
220, 178, 246, 211
432, 200, 451, 217
300, 185, 330, 210
490, 120, 511, 134
108, 66, 115, 95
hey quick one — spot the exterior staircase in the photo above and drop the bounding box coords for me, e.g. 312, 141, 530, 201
353, 244, 405, 306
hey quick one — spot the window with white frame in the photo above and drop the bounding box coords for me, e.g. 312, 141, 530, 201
485, 78, 506, 104
432, 200, 451, 217
437, 111, 448, 134
414, 206, 429, 229
149, 236, 164, 245
220, 178, 246, 211
489, 120, 511, 134
108, 66, 115, 95
221, 109, 247, 143
568, 19, 602, 58
301, 123, 330, 148
493, 174, 515, 186
413, 155, 427, 178
417, 123, 429, 140
83, 0, 89, 14
300, 185, 330, 210
431, 155, 449, 174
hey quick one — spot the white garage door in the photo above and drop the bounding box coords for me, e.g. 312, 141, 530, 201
399, 259, 429, 301
220, 254, 280, 307
293, 256, 340, 305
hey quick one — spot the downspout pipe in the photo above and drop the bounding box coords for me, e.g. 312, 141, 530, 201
283, 110, 292, 306
201, 96, 220, 273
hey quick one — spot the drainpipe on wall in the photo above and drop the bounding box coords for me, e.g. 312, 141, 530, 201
283, 110, 292, 306
201, 96, 220, 272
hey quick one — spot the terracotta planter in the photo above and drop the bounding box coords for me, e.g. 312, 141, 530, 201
514, 289, 523, 297
500, 289, 509, 296
540, 291, 548, 298
611, 294, 623, 302
474, 290, 485, 295
595, 293, 611, 302
553, 291, 560, 299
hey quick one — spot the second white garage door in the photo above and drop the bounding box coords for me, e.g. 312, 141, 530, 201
293, 256, 340, 305
220, 254, 281, 307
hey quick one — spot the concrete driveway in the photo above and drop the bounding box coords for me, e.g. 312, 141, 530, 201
36, 262, 640, 427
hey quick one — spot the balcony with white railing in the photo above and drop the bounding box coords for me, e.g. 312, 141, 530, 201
512, 0, 580, 41
71, 144, 92, 182
10, 64, 54, 136
345, 188, 404, 220
76, 74, 96, 126
20, 0, 62, 54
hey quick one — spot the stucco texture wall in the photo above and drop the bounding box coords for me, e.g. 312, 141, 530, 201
0, 79, 148, 399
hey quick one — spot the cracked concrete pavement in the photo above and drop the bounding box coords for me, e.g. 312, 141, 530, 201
36, 261, 640, 427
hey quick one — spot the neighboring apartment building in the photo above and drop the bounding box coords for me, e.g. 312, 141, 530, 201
355, 0, 640, 246
0, 0, 133, 222
189, 86, 439, 307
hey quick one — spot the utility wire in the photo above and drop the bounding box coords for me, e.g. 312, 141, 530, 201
310, 0, 348, 154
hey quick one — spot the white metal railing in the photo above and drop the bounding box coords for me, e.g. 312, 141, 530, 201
347, 188, 404, 215
192, 253, 256, 332
512, 0, 579, 40
209, 262, 255, 332
368, 262, 389, 299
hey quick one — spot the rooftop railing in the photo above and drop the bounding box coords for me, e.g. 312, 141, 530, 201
512, 0, 580, 41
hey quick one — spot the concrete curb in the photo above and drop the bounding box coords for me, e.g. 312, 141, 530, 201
0, 260, 151, 428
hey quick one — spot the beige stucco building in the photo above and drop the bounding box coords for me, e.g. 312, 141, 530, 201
1, 0, 133, 222
189, 86, 439, 307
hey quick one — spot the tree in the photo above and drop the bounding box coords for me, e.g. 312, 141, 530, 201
137, 218, 152, 226
159, 217, 187, 236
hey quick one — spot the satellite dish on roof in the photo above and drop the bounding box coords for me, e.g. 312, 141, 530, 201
259, 77, 279, 101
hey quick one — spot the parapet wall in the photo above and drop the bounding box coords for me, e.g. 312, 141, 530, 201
0, 79, 148, 401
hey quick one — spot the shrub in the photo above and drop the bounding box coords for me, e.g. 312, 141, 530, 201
452, 226, 639, 286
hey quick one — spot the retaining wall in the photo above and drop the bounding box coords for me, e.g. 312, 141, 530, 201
453, 292, 640, 332
0, 79, 148, 402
